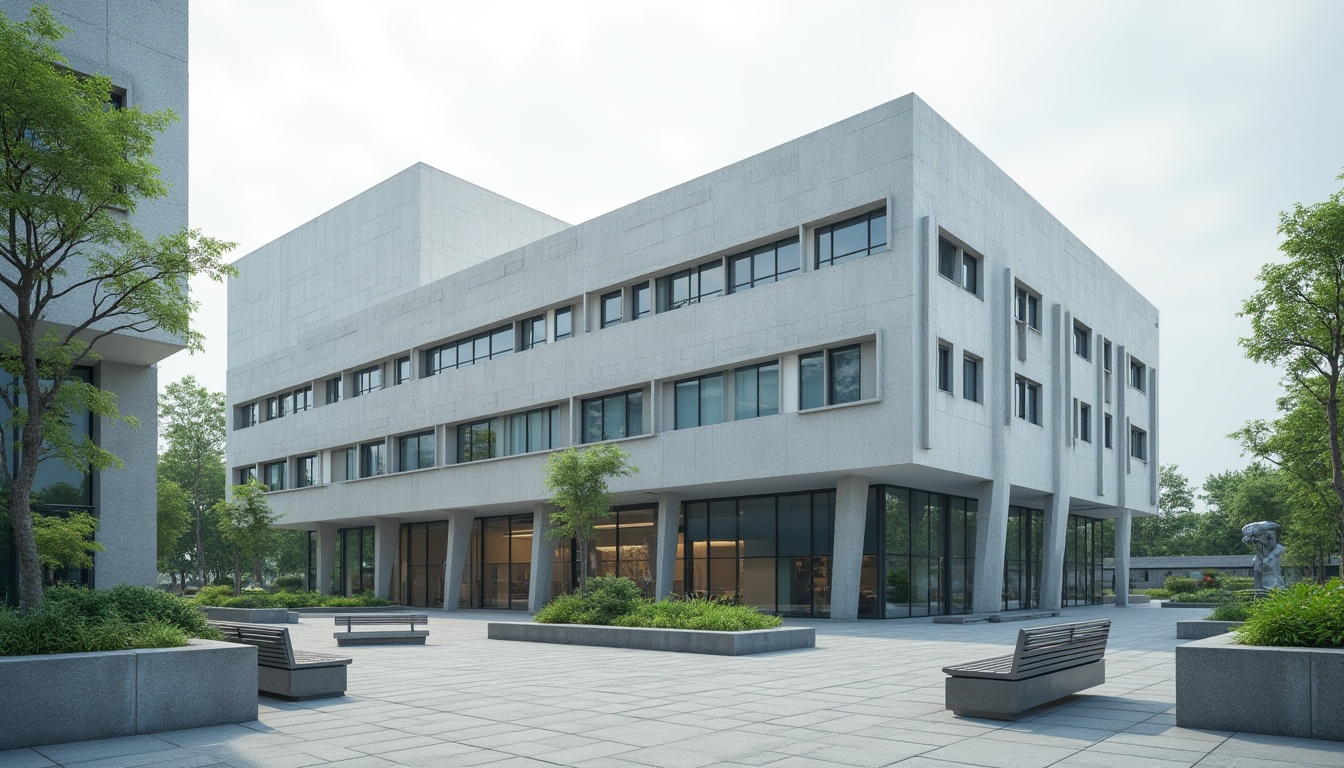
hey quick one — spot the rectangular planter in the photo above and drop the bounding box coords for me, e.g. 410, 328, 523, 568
1176, 633, 1344, 741
487, 622, 815, 655
200, 606, 297, 624
1161, 601, 1219, 609
0, 640, 258, 750
1176, 620, 1244, 640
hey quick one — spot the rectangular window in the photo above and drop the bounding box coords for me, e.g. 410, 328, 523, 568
353, 365, 382, 397
580, 390, 643, 443
829, 345, 861, 406
359, 441, 386, 478
1015, 286, 1041, 330
325, 376, 342, 404
1074, 325, 1091, 360
1078, 402, 1092, 443
295, 455, 316, 488
1015, 376, 1041, 425
1130, 426, 1148, 461
292, 386, 312, 412
394, 356, 412, 385
600, 290, 622, 328
520, 314, 547, 351
936, 344, 953, 393
398, 431, 435, 471
266, 395, 285, 420
799, 352, 825, 410
554, 306, 573, 341
1104, 414, 1113, 449
631, 283, 651, 320
729, 237, 801, 293
656, 260, 724, 312
423, 324, 515, 376
457, 419, 500, 463
263, 461, 286, 491
237, 403, 258, 429
674, 374, 726, 430
962, 355, 980, 402
236, 466, 256, 485
733, 362, 779, 420
815, 209, 886, 269
1103, 340, 1113, 372
506, 406, 561, 455
342, 447, 356, 481
1130, 359, 1147, 392
938, 236, 980, 295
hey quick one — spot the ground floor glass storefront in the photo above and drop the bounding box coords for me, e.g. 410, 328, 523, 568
333, 526, 374, 596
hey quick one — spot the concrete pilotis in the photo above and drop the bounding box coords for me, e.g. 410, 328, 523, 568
654, 492, 681, 600
829, 475, 870, 621
372, 517, 400, 600
1114, 510, 1132, 606
315, 523, 337, 595
1039, 493, 1070, 610
442, 511, 475, 610
972, 479, 1010, 614
528, 503, 554, 612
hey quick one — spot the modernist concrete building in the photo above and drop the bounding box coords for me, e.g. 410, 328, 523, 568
227, 94, 1158, 620
0, 0, 188, 602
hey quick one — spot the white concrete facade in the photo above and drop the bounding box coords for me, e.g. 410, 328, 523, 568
0, 0, 188, 594
227, 95, 1158, 619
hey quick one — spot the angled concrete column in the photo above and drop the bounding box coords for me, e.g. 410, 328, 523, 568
830, 476, 870, 621
315, 523, 337, 595
442, 511, 476, 611
654, 492, 681, 600
528, 504, 554, 612
972, 479, 1011, 614
372, 517, 400, 601
1039, 494, 1070, 611
1114, 510, 1132, 607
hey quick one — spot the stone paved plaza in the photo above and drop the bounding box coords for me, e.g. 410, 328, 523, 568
4, 603, 1343, 768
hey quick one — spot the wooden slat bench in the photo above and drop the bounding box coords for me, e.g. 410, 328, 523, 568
333, 614, 429, 646
943, 619, 1110, 719
208, 620, 352, 701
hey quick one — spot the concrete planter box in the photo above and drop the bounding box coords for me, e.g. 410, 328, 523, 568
200, 606, 297, 624
1101, 595, 1152, 605
1176, 633, 1344, 741
292, 606, 401, 614
1161, 601, 1219, 609
1176, 620, 1244, 640
487, 622, 815, 655
0, 640, 258, 750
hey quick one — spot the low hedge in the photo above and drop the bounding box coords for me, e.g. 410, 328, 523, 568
1134, 588, 1172, 599
1235, 579, 1344, 648
193, 586, 390, 609
535, 576, 782, 631
0, 585, 215, 657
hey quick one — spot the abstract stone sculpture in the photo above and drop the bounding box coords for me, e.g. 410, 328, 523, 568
1241, 521, 1286, 590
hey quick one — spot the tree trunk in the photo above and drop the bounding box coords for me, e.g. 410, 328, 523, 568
253, 556, 263, 590
232, 552, 242, 596
194, 507, 207, 587
577, 533, 588, 593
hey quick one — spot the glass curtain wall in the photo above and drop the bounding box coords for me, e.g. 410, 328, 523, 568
458, 514, 532, 610
870, 487, 976, 619
1063, 515, 1111, 606
335, 526, 375, 596
1003, 507, 1044, 611
398, 521, 450, 607
592, 508, 657, 597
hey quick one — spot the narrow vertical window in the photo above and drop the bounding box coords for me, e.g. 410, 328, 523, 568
554, 306, 573, 340
1078, 403, 1092, 443
600, 290, 622, 328
395, 356, 411, 385
1073, 325, 1091, 360
937, 344, 953, 393
962, 355, 980, 402
828, 345, 861, 406
938, 237, 958, 280
1103, 340, 1113, 372
631, 283, 651, 320
1130, 427, 1147, 460
1130, 359, 1147, 392
799, 352, 825, 410
1104, 414, 1113, 448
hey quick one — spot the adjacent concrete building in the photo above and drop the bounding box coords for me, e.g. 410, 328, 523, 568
227, 94, 1158, 620
0, 0, 188, 601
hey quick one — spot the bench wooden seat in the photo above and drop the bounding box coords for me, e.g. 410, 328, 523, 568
943, 619, 1110, 719
333, 614, 429, 646
208, 620, 351, 701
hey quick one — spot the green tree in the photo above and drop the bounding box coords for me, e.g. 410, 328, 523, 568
1132, 464, 1197, 556
0, 7, 234, 609
543, 445, 637, 593
156, 473, 190, 586
215, 480, 277, 595
31, 509, 102, 580
158, 376, 228, 585
1237, 171, 1344, 567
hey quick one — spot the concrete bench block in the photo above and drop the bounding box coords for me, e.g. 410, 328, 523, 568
945, 661, 1105, 720
258, 663, 348, 701
334, 630, 429, 646
487, 622, 814, 655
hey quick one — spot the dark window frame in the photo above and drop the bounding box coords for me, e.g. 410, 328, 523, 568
580, 389, 644, 443
674, 373, 726, 430
353, 365, 383, 397
728, 236, 802, 293
1014, 285, 1041, 330
398, 431, 436, 472
936, 343, 953, 393
423, 323, 516, 377
394, 356, 412, 385
600, 290, 623, 328
359, 441, 386, 478
292, 386, 312, 412
457, 419, 501, 463
295, 455, 316, 488
1130, 359, 1147, 392
1015, 376, 1042, 425
325, 376, 343, 404
1130, 426, 1148, 461
938, 235, 981, 295
630, 282, 651, 320
656, 260, 725, 312
520, 314, 547, 351
1073, 325, 1091, 360
815, 209, 887, 269
1079, 402, 1092, 443
733, 361, 780, 421
263, 460, 286, 491
962, 354, 980, 403
1104, 413, 1113, 449
554, 306, 573, 341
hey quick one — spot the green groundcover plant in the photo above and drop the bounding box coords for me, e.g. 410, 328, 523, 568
0, 585, 215, 656
534, 576, 783, 631
192, 585, 390, 609
1235, 579, 1344, 648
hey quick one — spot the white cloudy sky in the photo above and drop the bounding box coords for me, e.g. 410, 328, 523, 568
168, 0, 1344, 497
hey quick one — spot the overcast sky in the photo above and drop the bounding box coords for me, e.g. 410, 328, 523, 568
167, 0, 1344, 498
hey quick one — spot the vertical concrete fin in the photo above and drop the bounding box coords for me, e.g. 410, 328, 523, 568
528, 503, 554, 612
654, 492, 681, 600
315, 523, 337, 596
1114, 510, 1132, 607
830, 476, 870, 621
972, 478, 1010, 614
1096, 333, 1106, 496
442, 511, 476, 611
1150, 366, 1160, 506
919, 216, 932, 449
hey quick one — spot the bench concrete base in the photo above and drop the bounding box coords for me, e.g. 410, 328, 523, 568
487, 622, 814, 655
946, 661, 1105, 720
0, 640, 257, 750
334, 630, 429, 646
259, 663, 348, 701
1176, 620, 1244, 640
200, 607, 298, 624
1176, 634, 1344, 741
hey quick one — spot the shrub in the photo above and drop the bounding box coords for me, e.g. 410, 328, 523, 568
613, 598, 782, 631
271, 575, 305, 591
0, 588, 199, 656
1164, 576, 1198, 594
1222, 576, 1255, 591
1199, 569, 1223, 589
192, 588, 389, 609
45, 585, 213, 637
1171, 588, 1232, 603
211, 575, 233, 587
1207, 592, 1262, 622
1235, 579, 1344, 648
534, 592, 591, 624
583, 576, 645, 624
